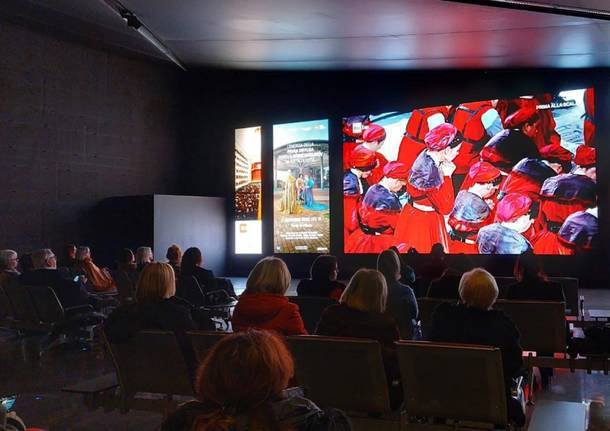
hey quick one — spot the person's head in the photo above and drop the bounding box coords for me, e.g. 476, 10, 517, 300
32, 249, 57, 270
574, 145, 596, 182
377, 249, 401, 283
75, 246, 91, 262
135, 247, 154, 265
458, 268, 499, 310
192, 330, 293, 431
504, 107, 540, 138
496, 193, 537, 234
115, 248, 136, 270
245, 257, 291, 295
135, 262, 176, 302
362, 124, 386, 152
166, 244, 182, 265
62, 244, 77, 260
340, 268, 387, 313
310, 254, 338, 282
349, 145, 377, 179
430, 243, 446, 258
424, 123, 461, 162
181, 247, 203, 274
514, 250, 546, 282
380, 161, 409, 192
0, 250, 18, 271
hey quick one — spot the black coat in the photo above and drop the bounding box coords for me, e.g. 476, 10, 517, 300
426, 274, 462, 300
19, 269, 90, 308
296, 279, 345, 299
386, 280, 419, 339
506, 279, 565, 302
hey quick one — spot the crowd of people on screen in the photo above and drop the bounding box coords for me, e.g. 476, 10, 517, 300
0, 243, 571, 429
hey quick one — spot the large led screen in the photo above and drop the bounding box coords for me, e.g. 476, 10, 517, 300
274, 120, 330, 253
343, 89, 597, 255
235, 126, 262, 254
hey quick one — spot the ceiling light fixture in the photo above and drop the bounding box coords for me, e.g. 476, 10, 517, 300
99, 0, 186, 70
442, 0, 610, 21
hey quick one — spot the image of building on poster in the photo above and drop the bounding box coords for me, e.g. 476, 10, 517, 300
273, 119, 330, 253
235, 126, 262, 254
342, 88, 597, 255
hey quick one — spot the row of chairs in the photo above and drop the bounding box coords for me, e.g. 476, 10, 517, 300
66, 329, 586, 430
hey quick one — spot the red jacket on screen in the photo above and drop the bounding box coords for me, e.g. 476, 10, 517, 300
232, 293, 307, 335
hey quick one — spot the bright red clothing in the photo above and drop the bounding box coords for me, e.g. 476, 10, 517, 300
368, 152, 389, 185
533, 231, 574, 255
343, 194, 360, 245
232, 293, 307, 335
396, 107, 449, 169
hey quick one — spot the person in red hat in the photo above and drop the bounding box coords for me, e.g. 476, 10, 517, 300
396, 106, 449, 170
539, 144, 573, 174
532, 174, 596, 255
346, 162, 410, 253
573, 145, 596, 182
583, 89, 595, 147
448, 162, 502, 253
497, 158, 556, 201
342, 115, 370, 169
476, 193, 536, 254
343, 145, 377, 245
343, 122, 387, 185
451, 100, 503, 175
393, 123, 461, 253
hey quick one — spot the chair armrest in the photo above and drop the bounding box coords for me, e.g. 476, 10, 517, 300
65, 304, 95, 315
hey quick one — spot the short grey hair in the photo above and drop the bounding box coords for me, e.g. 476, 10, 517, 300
0, 249, 17, 270
32, 249, 55, 269
136, 247, 154, 265
458, 267, 499, 310
76, 246, 91, 261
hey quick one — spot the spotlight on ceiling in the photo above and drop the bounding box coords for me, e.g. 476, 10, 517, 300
99, 0, 186, 70
442, 0, 610, 21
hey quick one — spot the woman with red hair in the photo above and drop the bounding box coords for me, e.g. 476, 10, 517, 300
162, 330, 350, 431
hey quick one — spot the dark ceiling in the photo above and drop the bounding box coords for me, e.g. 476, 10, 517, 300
3, 0, 610, 70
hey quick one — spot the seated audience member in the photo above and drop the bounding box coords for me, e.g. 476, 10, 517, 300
166, 244, 182, 276
506, 250, 565, 302
426, 255, 474, 299
296, 254, 345, 300
389, 245, 416, 286
377, 249, 419, 339
135, 246, 154, 271
58, 244, 77, 269
75, 246, 115, 292
114, 248, 139, 283
162, 330, 350, 431
0, 250, 20, 287
232, 257, 307, 335
428, 268, 525, 425
20, 249, 95, 308
315, 268, 401, 408
181, 247, 236, 297
104, 262, 215, 375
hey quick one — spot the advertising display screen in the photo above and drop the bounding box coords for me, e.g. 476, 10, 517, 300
343, 89, 597, 255
273, 119, 330, 253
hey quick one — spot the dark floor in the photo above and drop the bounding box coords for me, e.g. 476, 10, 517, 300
1, 287, 609, 430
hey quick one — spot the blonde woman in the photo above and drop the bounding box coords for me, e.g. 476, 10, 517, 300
315, 268, 401, 408
428, 267, 524, 426
232, 257, 307, 335
104, 262, 215, 375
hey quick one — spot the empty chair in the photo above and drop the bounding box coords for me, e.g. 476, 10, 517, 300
4, 283, 39, 324
397, 340, 510, 429
175, 275, 205, 306
286, 335, 396, 420
0, 285, 14, 321
104, 330, 194, 411
288, 296, 337, 333
188, 330, 230, 361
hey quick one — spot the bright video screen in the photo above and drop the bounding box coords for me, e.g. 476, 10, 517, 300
235, 127, 262, 254
273, 119, 330, 253
343, 89, 597, 255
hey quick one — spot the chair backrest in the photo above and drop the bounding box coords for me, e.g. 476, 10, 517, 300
4, 283, 39, 323
188, 331, 230, 361
113, 270, 136, 304
548, 277, 578, 316
287, 296, 337, 333
494, 300, 566, 353
286, 335, 392, 415
396, 341, 508, 426
28, 285, 65, 323
417, 297, 454, 338
176, 276, 205, 307
104, 330, 194, 397
0, 286, 14, 320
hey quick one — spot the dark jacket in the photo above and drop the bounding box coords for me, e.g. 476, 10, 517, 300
161, 392, 351, 431
19, 269, 90, 308
506, 279, 565, 302
232, 293, 307, 335
104, 296, 215, 374
189, 266, 217, 293
428, 302, 523, 385
426, 274, 462, 300
297, 279, 345, 301
315, 303, 401, 408
386, 280, 419, 339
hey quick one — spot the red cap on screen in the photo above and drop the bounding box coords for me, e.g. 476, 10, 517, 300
424, 123, 458, 151
466, 161, 501, 185
539, 144, 573, 162
575, 145, 596, 167
495, 193, 533, 223
349, 144, 377, 171
362, 124, 386, 142
382, 161, 410, 181
503, 107, 537, 129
